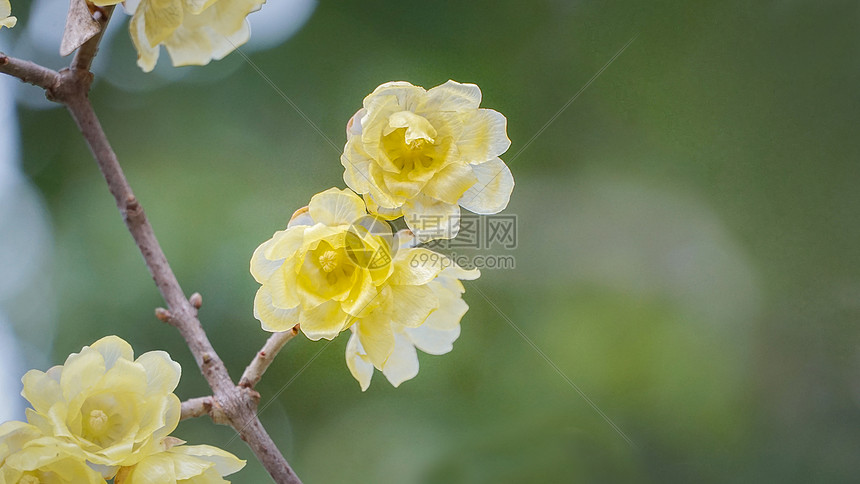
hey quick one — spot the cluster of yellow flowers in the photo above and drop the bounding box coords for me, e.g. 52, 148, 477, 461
0, 336, 244, 483
0, 0, 15, 29
94, 0, 267, 72
252, 80, 512, 390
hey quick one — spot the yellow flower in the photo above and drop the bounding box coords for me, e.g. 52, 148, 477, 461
342, 80, 514, 240
21, 336, 181, 472
115, 441, 245, 484
0, 0, 16, 29
345, 250, 480, 390
0, 421, 106, 483
252, 188, 404, 339
92, 0, 265, 72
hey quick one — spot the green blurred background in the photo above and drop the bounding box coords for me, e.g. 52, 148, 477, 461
2, 0, 860, 482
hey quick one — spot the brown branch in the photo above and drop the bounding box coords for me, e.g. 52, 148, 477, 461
71, 5, 114, 72
0, 11, 303, 484
181, 396, 215, 420
240, 325, 301, 389
0, 54, 60, 91
60, 80, 302, 484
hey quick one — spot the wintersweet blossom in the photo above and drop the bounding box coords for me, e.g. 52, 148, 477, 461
21, 335, 181, 471
115, 440, 245, 484
0, 421, 105, 483
92, 0, 266, 72
251, 188, 424, 340
0, 0, 15, 29
342, 80, 514, 240
345, 255, 479, 390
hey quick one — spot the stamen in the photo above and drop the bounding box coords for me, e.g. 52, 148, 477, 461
319, 250, 339, 273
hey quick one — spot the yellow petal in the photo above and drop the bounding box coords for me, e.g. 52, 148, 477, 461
299, 300, 348, 340
90, 335, 136, 369
355, 316, 395, 368
456, 109, 511, 163
21, 369, 62, 414
386, 284, 438, 328
130, 10, 160, 72
308, 187, 367, 226
253, 286, 301, 332
388, 248, 444, 286
459, 157, 514, 214
402, 194, 461, 241
424, 80, 482, 112
379, 332, 419, 387
135, 350, 182, 397
170, 444, 246, 476
142, 0, 183, 47
345, 331, 373, 391
59, 349, 106, 403
421, 161, 478, 205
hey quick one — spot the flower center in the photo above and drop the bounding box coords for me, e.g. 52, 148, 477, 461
319, 250, 339, 273
88, 409, 109, 434
19, 475, 41, 484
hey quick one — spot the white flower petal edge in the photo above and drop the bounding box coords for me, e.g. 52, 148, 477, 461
118, 0, 267, 72
345, 263, 480, 390
0, 0, 16, 29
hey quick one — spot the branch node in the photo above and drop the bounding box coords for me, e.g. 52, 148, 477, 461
155, 307, 172, 323
202, 352, 213, 364
189, 292, 203, 309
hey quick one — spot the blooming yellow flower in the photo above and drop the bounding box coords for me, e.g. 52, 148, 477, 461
252, 188, 424, 340
115, 441, 245, 484
21, 336, 181, 472
342, 80, 514, 240
92, 0, 265, 72
0, 421, 106, 483
0, 0, 15, 29
345, 251, 480, 390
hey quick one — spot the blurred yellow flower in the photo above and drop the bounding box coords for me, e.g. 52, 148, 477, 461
342, 80, 514, 240
0, 421, 105, 483
0, 0, 15, 29
115, 441, 245, 484
252, 188, 401, 339
92, 0, 265, 72
345, 250, 480, 390
21, 336, 181, 472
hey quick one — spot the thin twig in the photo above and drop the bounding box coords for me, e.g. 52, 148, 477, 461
181, 396, 216, 420
0, 9, 304, 484
71, 5, 114, 72
240, 325, 301, 389
61, 79, 303, 484
0, 54, 60, 91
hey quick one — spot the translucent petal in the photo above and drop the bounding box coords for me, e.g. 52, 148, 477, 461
253, 286, 301, 332
308, 187, 367, 226
406, 317, 462, 355
91, 335, 135, 369
299, 300, 348, 340
380, 332, 419, 387
136, 351, 181, 397
425, 80, 482, 112
345, 332, 374, 391
459, 157, 514, 214
402, 194, 461, 241
387, 284, 438, 328
356, 316, 395, 368
388, 248, 444, 286
455, 109, 511, 163
170, 444, 246, 476
422, 161, 478, 205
